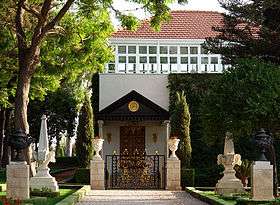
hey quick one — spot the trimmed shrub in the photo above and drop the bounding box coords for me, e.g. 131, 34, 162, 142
170, 91, 192, 167
181, 168, 195, 188
49, 157, 79, 169
73, 168, 90, 184
76, 93, 94, 168
195, 165, 224, 187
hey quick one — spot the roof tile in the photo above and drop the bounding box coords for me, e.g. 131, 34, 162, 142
112, 11, 224, 39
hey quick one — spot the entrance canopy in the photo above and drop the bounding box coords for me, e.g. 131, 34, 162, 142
97, 90, 169, 121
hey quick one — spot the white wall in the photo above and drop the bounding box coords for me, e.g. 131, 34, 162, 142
99, 74, 169, 111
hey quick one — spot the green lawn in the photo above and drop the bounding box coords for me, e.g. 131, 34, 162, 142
0, 188, 76, 205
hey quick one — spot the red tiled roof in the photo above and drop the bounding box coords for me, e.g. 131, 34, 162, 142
112, 11, 224, 39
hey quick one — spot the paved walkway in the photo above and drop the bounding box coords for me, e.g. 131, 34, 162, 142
76, 190, 209, 205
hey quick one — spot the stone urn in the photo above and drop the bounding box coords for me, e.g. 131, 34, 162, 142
93, 138, 104, 160
168, 138, 180, 159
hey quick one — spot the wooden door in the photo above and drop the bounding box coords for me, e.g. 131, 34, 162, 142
120, 126, 145, 155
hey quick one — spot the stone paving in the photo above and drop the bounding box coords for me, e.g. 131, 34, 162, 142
76, 190, 209, 205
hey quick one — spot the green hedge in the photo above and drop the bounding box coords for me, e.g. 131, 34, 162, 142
49, 157, 79, 169
73, 168, 90, 184
181, 168, 195, 188
168, 74, 222, 186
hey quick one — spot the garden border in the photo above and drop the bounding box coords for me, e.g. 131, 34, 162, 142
55, 185, 90, 205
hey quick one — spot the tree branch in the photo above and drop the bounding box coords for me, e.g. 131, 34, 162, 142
22, 3, 40, 18
15, 0, 27, 48
43, 0, 74, 33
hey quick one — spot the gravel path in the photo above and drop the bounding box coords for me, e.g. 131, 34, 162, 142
76, 190, 209, 205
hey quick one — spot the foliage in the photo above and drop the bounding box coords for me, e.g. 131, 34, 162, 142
76, 93, 94, 168
28, 87, 80, 146
201, 58, 280, 144
181, 168, 195, 188
205, 0, 280, 64
170, 91, 192, 167
195, 165, 224, 187
31, 187, 60, 197
168, 74, 222, 172
234, 159, 252, 187
49, 157, 79, 170
73, 168, 90, 184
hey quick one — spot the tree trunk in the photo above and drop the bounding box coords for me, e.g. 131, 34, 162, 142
14, 48, 36, 165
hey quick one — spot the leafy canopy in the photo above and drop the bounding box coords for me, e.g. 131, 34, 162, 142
202, 58, 280, 144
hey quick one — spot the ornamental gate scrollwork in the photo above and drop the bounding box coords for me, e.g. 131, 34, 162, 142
105, 151, 165, 189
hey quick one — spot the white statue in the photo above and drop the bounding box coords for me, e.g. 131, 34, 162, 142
93, 138, 104, 160
30, 115, 58, 192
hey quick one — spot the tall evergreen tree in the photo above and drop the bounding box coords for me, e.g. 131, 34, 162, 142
171, 91, 192, 167
76, 93, 94, 168
205, 0, 280, 64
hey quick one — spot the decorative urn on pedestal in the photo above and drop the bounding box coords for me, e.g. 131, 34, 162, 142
93, 136, 104, 160
168, 136, 180, 159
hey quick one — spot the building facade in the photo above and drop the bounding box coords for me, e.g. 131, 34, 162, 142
97, 11, 224, 189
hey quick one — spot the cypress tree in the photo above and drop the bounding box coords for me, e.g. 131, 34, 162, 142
171, 91, 192, 168
76, 93, 94, 168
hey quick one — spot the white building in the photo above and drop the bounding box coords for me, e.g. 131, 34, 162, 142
97, 11, 224, 189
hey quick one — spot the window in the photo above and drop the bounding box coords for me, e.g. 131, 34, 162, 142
139, 46, 147, 54
169, 46, 177, 54
180, 47, 188, 54
201, 57, 208, 64
149, 46, 157, 54
149, 56, 157, 64
140, 56, 147, 63
190, 57, 198, 64
118, 56, 126, 63
181, 57, 188, 64
128, 56, 136, 63
128, 46, 136, 54
170, 57, 177, 64
160, 57, 168, 64
201, 46, 209, 54
190, 47, 198, 54
118, 46, 126, 54
211, 57, 218, 64
160, 46, 168, 54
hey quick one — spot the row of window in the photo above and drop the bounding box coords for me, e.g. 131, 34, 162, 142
117, 45, 209, 55
118, 56, 219, 64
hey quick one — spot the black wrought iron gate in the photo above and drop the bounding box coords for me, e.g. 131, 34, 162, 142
105, 153, 165, 189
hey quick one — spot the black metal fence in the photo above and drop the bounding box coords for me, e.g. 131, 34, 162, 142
105, 154, 166, 189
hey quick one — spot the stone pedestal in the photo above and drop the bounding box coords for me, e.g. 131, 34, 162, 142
30, 167, 58, 192
166, 159, 181, 190
90, 158, 105, 190
252, 161, 274, 201
215, 154, 244, 196
6, 162, 30, 200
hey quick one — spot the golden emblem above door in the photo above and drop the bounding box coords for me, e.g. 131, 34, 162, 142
128, 100, 139, 112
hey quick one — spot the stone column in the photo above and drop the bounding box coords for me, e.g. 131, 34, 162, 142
98, 120, 104, 158
163, 120, 170, 159
166, 138, 181, 190
7, 162, 30, 200
252, 161, 274, 201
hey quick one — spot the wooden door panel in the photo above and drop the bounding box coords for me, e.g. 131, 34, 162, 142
120, 126, 145, 154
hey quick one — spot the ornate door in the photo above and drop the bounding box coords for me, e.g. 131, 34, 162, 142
120, 126, 145, 154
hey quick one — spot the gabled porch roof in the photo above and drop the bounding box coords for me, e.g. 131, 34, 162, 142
97, 90, 169, 121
